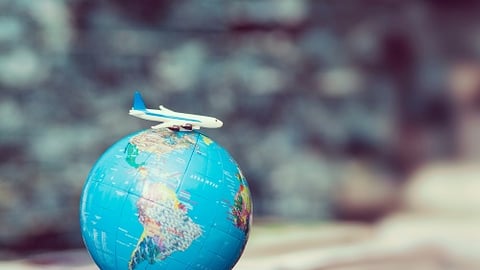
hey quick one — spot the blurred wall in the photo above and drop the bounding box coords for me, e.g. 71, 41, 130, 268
1, 0, 480, 256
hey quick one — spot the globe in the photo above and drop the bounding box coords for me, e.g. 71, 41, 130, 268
79, 129, 252, 270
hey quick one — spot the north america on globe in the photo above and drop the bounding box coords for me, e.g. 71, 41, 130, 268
80, 128, 252, 270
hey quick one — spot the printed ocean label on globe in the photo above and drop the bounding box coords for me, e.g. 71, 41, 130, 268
80, 129, 252, 270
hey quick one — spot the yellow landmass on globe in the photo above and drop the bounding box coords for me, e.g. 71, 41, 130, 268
200, 134, 213, 145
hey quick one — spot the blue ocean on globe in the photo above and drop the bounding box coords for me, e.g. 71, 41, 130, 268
80, 129, 252, 270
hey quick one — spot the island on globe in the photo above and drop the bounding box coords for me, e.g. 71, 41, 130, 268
79, 129, 252, 270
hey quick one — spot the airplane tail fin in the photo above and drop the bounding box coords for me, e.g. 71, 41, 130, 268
132, 91, 147, 111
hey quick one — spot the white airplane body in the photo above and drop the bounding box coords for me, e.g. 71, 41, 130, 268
129, 91, 223, 131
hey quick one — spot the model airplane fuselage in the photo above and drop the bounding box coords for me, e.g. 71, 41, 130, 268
129, 91, 223, 131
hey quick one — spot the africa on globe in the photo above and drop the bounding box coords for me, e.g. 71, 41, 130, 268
79, 128, 252, 270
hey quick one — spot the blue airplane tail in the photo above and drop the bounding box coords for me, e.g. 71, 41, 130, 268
132, 91, 147, 111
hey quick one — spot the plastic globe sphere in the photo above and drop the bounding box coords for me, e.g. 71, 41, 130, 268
80, 129, 252, 270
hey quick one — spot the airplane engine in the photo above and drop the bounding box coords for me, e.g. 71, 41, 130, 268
181, 124, 193, 131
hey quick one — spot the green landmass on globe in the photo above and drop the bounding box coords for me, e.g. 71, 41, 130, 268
80, 129, 252, 270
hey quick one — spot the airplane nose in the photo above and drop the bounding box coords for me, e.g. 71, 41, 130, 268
218, 120, 223, 127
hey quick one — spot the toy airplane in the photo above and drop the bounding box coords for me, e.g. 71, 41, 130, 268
129, 91, 223, 131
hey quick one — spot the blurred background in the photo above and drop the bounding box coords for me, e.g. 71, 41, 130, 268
2, 0, 480, 269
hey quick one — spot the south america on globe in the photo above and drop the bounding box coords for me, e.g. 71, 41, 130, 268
79, 128, 252, 270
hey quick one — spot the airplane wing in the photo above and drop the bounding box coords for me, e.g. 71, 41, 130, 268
159, 105, 174, 112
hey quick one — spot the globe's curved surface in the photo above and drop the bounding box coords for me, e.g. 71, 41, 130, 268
80, 129, 252, 270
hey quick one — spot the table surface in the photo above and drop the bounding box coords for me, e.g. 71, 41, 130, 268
1, 219, 479, 270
